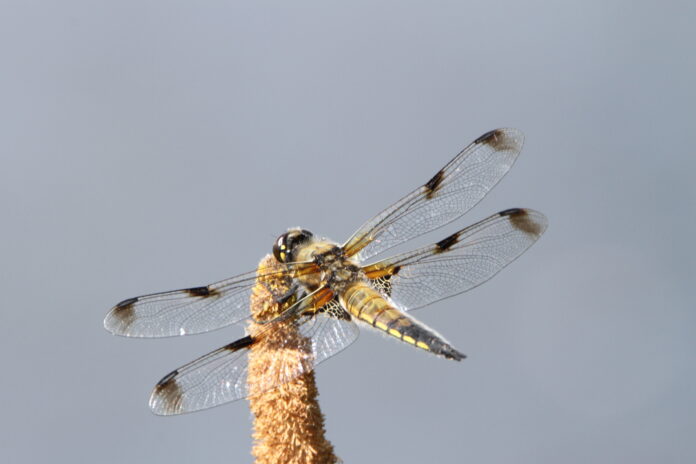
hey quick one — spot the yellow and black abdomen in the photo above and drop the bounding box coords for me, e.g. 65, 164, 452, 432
339, 283, 464, 361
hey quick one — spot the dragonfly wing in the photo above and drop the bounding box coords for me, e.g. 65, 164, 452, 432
148, 289, 358, 415
104, 262, 317, 338
362, 208, 547, 311
343, 129, 524, 262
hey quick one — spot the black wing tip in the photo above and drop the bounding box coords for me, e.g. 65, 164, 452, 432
115, 297, 138, 309
155, 369, 179, 387
150, 370, 183, 415
499, 208, 548, 236
104, 297, 137, 334
474, 128, 523, 151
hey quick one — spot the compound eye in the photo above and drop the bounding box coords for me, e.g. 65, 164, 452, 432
272, 229, 314, 263
273, 235, 288, 263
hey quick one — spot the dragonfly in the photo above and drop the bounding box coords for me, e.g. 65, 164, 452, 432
104, 128, 547, 415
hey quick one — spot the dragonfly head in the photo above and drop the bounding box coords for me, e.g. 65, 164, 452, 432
273, 228, 314, 263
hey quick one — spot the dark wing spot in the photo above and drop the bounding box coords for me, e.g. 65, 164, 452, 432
424, 169, 445, 199
152, 370, 183, 415
500, 208, 543, 236
224, 335, 255, 351
156, 369, 179, 387
185, 286, 217, 297
115, 297, 137, 309
474, 128, 515, 151
435, 232, 459, 253
499, 207, 523, 216
111, 297, 137, 328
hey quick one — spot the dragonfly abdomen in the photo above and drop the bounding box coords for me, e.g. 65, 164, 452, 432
340, 283, 465, 361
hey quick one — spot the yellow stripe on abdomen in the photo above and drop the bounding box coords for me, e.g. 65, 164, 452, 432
339, 283, 438, 355
339, 283, 465, 360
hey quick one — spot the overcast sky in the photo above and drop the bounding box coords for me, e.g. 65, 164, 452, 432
1, 1, 695, 463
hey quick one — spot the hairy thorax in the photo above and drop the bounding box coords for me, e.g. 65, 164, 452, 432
293, 240, 365, 294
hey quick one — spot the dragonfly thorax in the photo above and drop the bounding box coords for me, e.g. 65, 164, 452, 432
290, 238, 365, 294
317, 250, 363, 293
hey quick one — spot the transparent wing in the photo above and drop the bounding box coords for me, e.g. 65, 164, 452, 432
148, 290, 359, 415
343, 129, 524, 262
103, 262, 318, 338
362, 208, 547, 311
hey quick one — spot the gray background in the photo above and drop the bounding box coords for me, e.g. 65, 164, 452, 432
2, 1, 694, 463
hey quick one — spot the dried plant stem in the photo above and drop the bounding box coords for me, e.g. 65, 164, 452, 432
247, 255, 339, 464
